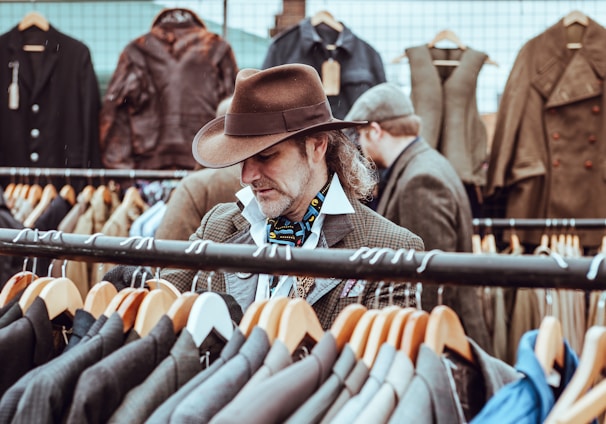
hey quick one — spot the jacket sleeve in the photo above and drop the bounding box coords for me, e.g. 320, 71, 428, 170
79, 47, 102, 168
99, 48, 150, 169
484, 42, 534, 197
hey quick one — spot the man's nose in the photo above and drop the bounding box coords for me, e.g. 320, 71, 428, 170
240, 159, 259, 185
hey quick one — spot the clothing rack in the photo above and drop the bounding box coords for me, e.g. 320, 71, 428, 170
472, 217, 606, 229
0, 228, 605, 290
0, 167, 192, 181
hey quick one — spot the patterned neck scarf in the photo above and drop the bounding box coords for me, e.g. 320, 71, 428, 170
266, 178, 331, 247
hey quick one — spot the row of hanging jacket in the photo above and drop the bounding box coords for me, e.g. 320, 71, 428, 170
1, 258, 606, 423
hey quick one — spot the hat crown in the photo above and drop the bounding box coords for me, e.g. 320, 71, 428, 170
229, 64, 329, 115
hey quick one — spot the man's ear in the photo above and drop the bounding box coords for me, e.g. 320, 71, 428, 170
307, 133, 328, 163
367, 122, 383, 141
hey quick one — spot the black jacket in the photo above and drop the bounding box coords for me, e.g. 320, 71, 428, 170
262, 18, 386, 119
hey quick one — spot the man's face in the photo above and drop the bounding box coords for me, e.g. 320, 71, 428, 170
240, 138, 313, 219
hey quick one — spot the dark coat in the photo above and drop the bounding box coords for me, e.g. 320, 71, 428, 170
485, 18, 606, 247
100, 10, 238, 170
262, 18, 386, 119
376, 138, 492, 354
0, 25, 101, 178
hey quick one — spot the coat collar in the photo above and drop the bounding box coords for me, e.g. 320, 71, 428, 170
531, 18, 606, 107
298, 17, 356, 56
376, 137, 432, 215
6, 25, 61, 101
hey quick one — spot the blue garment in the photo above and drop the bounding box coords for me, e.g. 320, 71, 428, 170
471, 329, 578, 424
129, 200, 166, 237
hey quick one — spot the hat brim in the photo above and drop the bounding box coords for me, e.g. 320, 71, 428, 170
192, 115, 366, 168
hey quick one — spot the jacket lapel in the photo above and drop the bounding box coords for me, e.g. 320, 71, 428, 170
30, 27, 61, 101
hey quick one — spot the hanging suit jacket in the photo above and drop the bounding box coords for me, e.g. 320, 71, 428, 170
146, 328, 247, 424
285, 344, 358, 424
10, 312, 125, 424
0, 25, 101, 180
100, 9, 238, 170
406, 45, 489, 187
162, 198, 424, 330
108, 328, 204, 423
155, 165, 241, 241
66, 315, 177, 424
320, 359, 370, 423
376, 138, 492, 354
389, 339, 519, 424
262, 17, 386, 119
485, 18, 606, 247
210, 331, 339, 424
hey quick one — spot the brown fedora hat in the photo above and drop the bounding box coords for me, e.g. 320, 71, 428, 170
192, 63, 366, 168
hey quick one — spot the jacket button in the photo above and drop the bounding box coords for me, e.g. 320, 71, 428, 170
592, 105, 601, 114
31, 104, 40, 113
585, 160, 593, 169
30, 128, 40, 138
588, 134, 597, 143
552, 132, 560, 140
30, 152, 39, 162
553, 159, 560, 167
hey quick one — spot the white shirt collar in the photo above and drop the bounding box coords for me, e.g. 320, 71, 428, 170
235, 173, 355, 300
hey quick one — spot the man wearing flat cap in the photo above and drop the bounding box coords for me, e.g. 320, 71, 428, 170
345, 82, 492, 352
166, 64, 424, 329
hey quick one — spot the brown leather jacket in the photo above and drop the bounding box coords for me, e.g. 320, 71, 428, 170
100, 9, 238, 170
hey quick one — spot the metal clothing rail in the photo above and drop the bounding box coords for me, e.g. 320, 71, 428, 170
0, 167, 192, 180
0, 228, 605, 290
472, 218, 606, 230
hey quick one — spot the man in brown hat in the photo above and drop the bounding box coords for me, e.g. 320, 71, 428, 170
167, 64, 424, 328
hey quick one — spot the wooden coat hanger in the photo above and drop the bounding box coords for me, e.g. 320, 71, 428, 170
186, 291, 234, 347
79, 185, 96, 205
239, 299, 269, 337
392, 28, 498, 66
122, 186, 148, 211
0, 270, 37, 307
310, 10, 344, 33
83, 280, 118, 319
277, 298, 325, 355
37, 277, 83, 320
534, 315, 565, 376
103, 287, 136, 317
167, 292, 198, 334
362, 305, 401, 367
545, 326, 606, 424
145, 275, 181, 299
95, 185, 112, 206
348, 309, 380, 359
59, 184, 76, 207
117, 288, 148, 333
257, 296, 290, 344
134, 289, 176, 337
26, 183, 43, 208
23, 183, 56, 228
4, 182, 16, 200
424, 305, 474, 364
19, 11, 49, 53
18, 276, 55, 312
386, 307, 415, 348
330, 303, 367, 351
401, 309, 429, 363
563, 10, 589, 27
18, 11, 49, 31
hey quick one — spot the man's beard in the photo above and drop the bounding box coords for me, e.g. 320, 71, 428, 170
254, 165, 312, 219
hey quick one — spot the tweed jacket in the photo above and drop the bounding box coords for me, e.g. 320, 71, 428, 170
485, 18, 606, 247
100, 9, 237, 170
210, 331, 339, 424
406, 45, 488, 186
376, 138, 492, 354
163, 197, 424, 329
155, 165, 241, 241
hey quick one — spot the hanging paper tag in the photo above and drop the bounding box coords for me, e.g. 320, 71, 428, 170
8, 61, 19, 110
321, 58, 340, 96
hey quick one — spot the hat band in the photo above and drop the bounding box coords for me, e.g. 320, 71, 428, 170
224, 101, 332, 136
